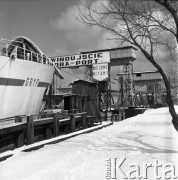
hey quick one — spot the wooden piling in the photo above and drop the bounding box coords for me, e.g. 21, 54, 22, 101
82, 112, 87, 129
53, 112, 59, 137
70, 114, 75, 132
26, 116, 35, 145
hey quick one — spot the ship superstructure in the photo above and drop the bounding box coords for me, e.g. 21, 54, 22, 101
0, 36, 63, 119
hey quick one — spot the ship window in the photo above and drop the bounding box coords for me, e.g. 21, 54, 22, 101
43, 56, 46, 64
136, 73, 141, 77
17, 47, 25, 60
32, 52, 37, 62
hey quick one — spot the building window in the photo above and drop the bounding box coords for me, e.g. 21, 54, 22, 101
136, 73, 141, 77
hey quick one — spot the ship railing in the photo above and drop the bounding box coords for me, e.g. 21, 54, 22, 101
0, 40, 54, 66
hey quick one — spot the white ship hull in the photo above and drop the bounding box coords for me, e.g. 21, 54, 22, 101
0, 55, 55, 119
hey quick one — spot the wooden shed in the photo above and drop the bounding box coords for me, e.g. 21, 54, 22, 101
64, 80, 100, 117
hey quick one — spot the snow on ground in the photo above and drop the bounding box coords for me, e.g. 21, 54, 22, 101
0, 107, 178, 180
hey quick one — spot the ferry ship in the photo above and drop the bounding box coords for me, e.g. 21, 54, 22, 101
0, 36, 63, 119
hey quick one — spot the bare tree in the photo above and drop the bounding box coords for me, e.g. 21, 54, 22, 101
78, 0, 178, 131
155, 0, 178, 41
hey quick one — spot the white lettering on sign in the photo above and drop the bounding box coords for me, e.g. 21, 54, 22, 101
50, 52, 110, 68
92, 63, 109, 81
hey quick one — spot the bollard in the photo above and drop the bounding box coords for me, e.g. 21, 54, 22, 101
16, 130, 25, 148
115, 114, 119, 121
90, 117, 94, 127
111, 114, 115, 122
86, 116, 94, 127
82, 113, 87, 129
118, 112, 122, 121
70, 114, 75, 132
46, 126, 52, 139
100, 117, 103, 124
114, 114, 117, 121
54, 112, 59, 137
26, 116, 35, 145
122, 110, 126, 120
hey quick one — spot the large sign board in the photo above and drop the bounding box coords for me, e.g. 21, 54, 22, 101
50, 52, 110, 68
92, 63, 108, 81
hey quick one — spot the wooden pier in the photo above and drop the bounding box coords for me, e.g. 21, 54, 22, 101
0, 112, 101, 153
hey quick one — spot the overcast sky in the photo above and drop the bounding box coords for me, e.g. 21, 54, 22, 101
0, 0, 170, 89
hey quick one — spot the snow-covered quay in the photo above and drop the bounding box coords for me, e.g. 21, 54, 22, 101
0, 107, 178, 180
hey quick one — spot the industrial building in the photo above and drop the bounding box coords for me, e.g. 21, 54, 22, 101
134, 70, 165, 94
